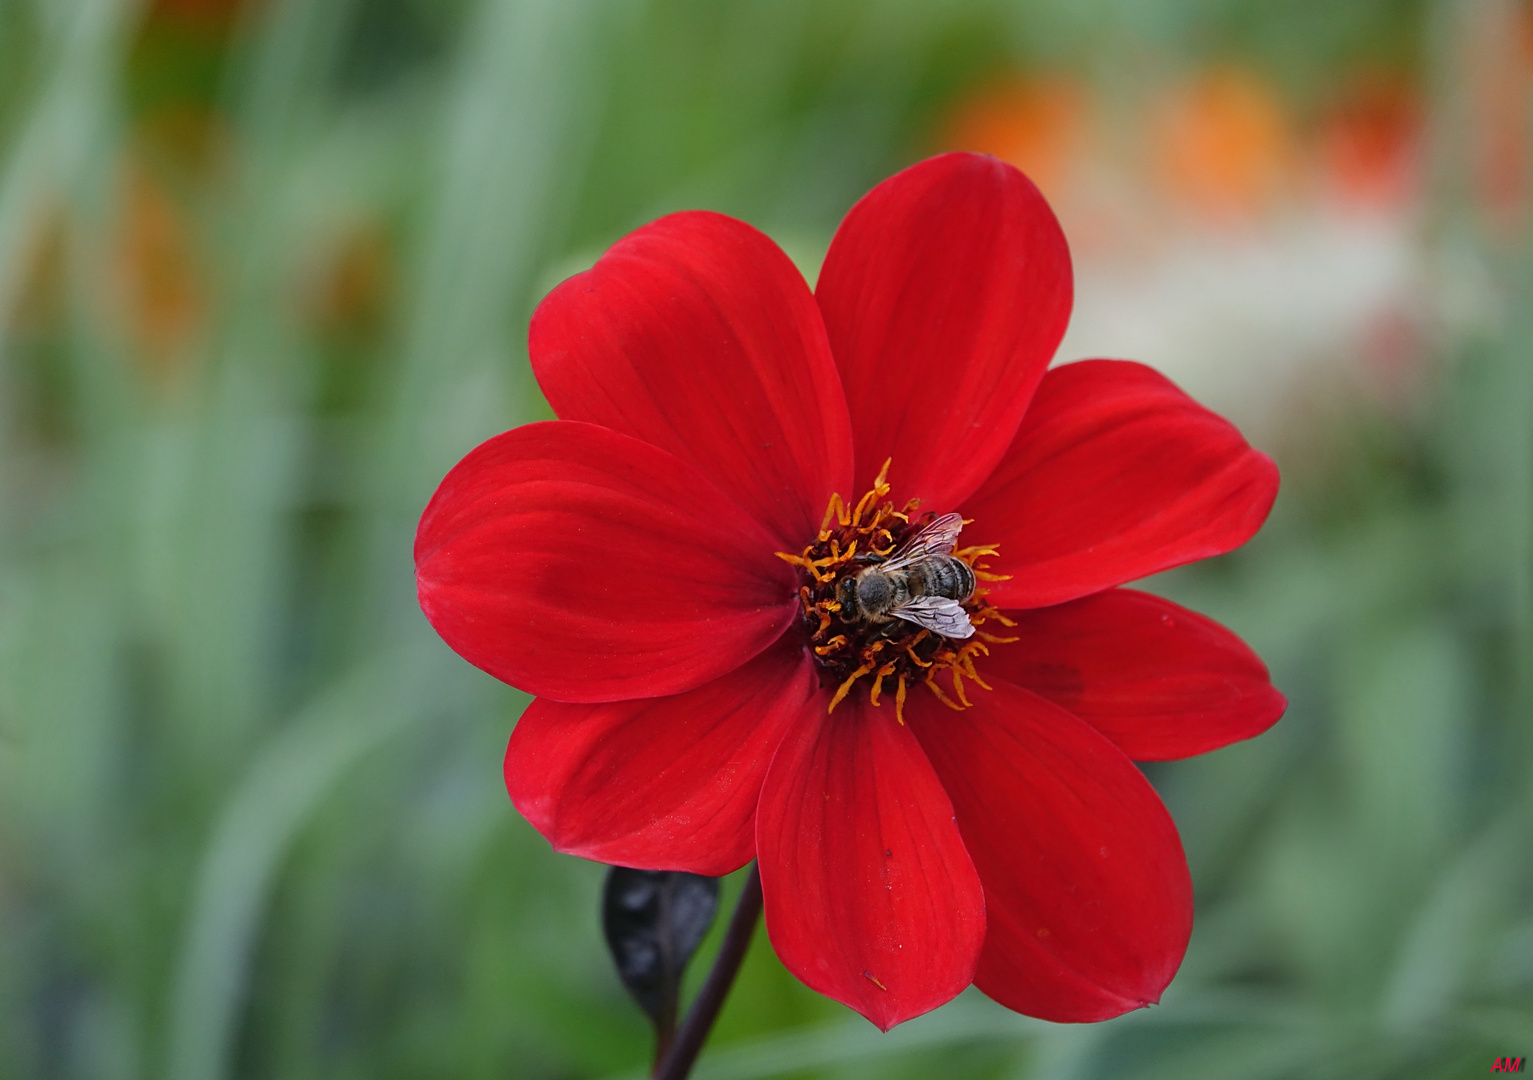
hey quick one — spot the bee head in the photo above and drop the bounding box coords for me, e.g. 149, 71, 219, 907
835, 575, 859, 615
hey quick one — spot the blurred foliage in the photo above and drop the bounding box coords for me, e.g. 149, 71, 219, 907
0, 0, 1530, 1079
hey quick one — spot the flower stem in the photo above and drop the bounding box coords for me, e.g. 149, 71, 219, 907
651, 863, 763, 1080
649, 999, 677, 1075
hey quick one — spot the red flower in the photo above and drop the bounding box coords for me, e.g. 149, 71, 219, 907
414, 153, 1284, 1031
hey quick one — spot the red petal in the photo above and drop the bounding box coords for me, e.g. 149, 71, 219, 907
530, 211, 854, 549
504, 639, 814, 876
815, 152, 1072, 509
965, 360, 1279, 609
415, 421, 798, 703
990, 589, 1287, 760
756, 697, 986, 1031
907, 681, 1193, 1023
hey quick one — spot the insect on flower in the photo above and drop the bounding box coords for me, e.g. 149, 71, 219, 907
832, 512, 977, 639
414, 153, 1286, 1031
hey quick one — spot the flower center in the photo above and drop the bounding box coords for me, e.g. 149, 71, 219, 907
776, 461, 1016, 725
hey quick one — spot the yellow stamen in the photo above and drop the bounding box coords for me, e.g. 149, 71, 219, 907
850, 459, 894, 527
828, 663, 874, 713
868, 661, 897, 706
813, 634, 848, 656
954, 544, 996, 559
967, 648, 994, 687
819, 493, 847, 536
871, 458, 892, 489
951, 667, 973, 708
903, 629, 933, 668
924, 673, 964, 712
851, 489, 877, 528
895, 675, 907, 725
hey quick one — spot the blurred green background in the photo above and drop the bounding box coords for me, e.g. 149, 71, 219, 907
1, 0, 1531, 1077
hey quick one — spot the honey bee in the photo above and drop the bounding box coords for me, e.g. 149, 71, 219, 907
836, 513, 976, 639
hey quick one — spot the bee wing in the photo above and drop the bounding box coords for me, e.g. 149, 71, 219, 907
891, 596, 975, 639
879, 512, 965, 572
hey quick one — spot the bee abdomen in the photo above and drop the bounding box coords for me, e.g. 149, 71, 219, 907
918, 556, 976, 602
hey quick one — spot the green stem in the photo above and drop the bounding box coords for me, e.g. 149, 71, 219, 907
652, 864, 763, 1080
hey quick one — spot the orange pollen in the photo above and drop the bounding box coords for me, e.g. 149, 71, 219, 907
776, 460, 1016, 722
